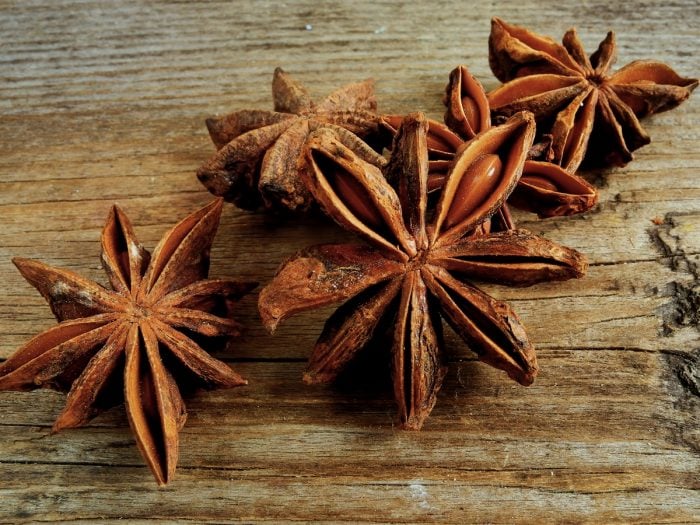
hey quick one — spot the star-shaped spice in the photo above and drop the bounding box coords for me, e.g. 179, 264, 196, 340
0, 200, 256, 485
197, 67, 381, 211
487, 18, 698, 172
382, 65, 598, 218
259, 112, 586, 429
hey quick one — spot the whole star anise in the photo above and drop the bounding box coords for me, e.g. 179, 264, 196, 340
382, 65, 598, 218
0, 200, 256, 485
487, 18, 698, 172
197, 68, 381, 211
259, 112, 587, 429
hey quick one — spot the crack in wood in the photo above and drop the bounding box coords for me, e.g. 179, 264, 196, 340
647, 212, 700, 336
675, 353, 700, 399
646, 212, 700, 456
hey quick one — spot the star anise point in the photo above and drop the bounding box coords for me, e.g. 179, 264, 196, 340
487, 19, 697, 172
259, 112, 587, 429
198, 69, 382, 211
1, 200, 254, 484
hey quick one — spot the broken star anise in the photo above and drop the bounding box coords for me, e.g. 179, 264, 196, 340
488, 17, 698, 172
259, 112, 587, 429
0, 200, 256, 485
197, 67, 381, 211
382, 65, 598, 218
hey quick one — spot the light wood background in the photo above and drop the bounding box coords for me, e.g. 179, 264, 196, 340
1, 1, 698, 523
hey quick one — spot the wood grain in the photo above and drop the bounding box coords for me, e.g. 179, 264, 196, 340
0, 0, 698, 523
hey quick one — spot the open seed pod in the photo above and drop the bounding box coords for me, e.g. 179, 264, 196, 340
443, 65, 492, 140
431, 111, 536, 246
259, 112, 587, 430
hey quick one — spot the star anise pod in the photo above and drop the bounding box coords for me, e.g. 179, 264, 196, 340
0, 200, 256, 485
197, 67, 381, 211
382, 65, 598, 218
487, 17, 698, 172
259, 112, 587, 429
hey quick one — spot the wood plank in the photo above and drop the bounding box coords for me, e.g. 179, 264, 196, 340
0, 0, 698, 522
0, 360, 697, 522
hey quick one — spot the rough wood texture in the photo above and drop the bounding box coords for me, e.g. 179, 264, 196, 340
1, 1, 698, 523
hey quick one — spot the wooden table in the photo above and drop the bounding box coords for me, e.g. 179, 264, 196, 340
1, 1, 698, 522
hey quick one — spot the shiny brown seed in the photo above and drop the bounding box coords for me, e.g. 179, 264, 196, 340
444, 154, 503, 228
259, 113, 588, 431
329, 171, 384, 229
461, 96, 481, 133
521, 174, 558, 192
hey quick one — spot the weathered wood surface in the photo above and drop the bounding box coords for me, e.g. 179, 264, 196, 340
1, 0, 698, 523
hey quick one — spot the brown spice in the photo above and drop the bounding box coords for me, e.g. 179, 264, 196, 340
0, 200, 256, 485
488, 18, 698, 172
259, 113, 587, 430
383, 65, 599, 218
197, 68, 381, 211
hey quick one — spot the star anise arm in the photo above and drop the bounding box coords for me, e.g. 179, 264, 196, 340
156, 307, 243, 337
313, 123, 388, 165
205, 110, 296, 149
0, 315, 119, 391
431, 111, 535, 247
430, 229, 587, 286
508, 160, 598, 217
158, 279, 257, 338
304, 279, 402, 384
315, 110, 381, 138
381, 115, 463, 162
159, 279, 258, 310
384, 113, 430, 249
609, 60, 698, 117
602, 88, 651, 153
592, 92, 634, 167
562, 28, 594, 74
443, 65, 491, 140
141, 199, 222, 302
124, 322, 186, 486
12, 258, 126, 321
589, 31, 616, 75
488, 75, 587, 120
392, 272, 446, 430
258, 120, 313, 209
316, 78, 377, 113
489, 17, 584, 81
258, 244, 404, 332
52, 322, 130, 432
423, 266, 538, 386
272, 67, 315, 113
302, 127, 416, 260
547, 87, 598, 173
101, 205, 151, 296
196, 119, 296, 209
150, 318, 247, 389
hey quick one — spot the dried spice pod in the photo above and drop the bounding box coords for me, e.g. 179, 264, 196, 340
381, 114, 463, 186
442, 64, 491, 139
488, 17, 698, 172
511, 160, 597, 217
0, 200, 256, 485
259, 113, 587, 430
383, 65, 598, 219
197, 68, 381, 211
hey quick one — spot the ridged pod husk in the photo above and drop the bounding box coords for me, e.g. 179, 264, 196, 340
443, 64, 491, 140
0, 200, 256, 485
487, 18, 698, 172
259, 112, 587, 430
384, 64, 599, 219
197, 68, 381, 211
